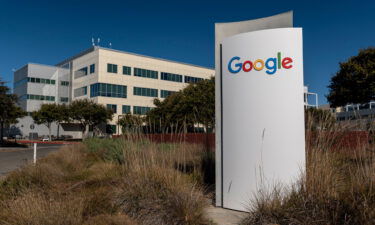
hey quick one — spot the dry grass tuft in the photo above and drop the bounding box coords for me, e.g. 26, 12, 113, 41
0, 138, 213, 225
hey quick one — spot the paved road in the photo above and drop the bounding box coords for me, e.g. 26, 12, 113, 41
0, 144, 63, 177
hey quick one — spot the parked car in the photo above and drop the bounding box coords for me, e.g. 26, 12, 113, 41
41, 137, 49, 142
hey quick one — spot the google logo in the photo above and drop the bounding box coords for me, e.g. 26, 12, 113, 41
228, 52, 293, 75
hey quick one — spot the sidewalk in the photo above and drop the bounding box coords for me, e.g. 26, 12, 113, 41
205, 205, 247, 225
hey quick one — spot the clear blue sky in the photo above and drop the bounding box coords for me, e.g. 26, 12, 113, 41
1, 0, 374, 104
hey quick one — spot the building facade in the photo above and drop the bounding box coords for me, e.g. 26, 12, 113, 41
12, 46, 214, 138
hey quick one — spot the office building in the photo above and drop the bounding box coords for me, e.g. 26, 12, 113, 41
12, 46, 214, 138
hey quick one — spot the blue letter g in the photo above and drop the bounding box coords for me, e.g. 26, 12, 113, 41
228, 56, 242, 74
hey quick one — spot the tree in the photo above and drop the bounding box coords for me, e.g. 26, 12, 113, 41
327, 47, 375, 107
0, 78, 26, 143
69, 99, 114, 138
147, 77, 215, 133
117, 113, 144, 133
32, 103, 62, 141
55, 104, 70, 138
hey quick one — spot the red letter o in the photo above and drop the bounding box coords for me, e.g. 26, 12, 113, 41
242, 61, 253, 72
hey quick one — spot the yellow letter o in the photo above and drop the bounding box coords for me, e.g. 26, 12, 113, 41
253, 59, 264, 71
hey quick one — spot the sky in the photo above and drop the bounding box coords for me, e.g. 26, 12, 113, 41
0, 0, 374, 105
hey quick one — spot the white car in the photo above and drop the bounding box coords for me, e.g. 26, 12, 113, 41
42, 138, 49, 142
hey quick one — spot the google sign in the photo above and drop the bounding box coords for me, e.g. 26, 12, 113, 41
227, 52, 293, 75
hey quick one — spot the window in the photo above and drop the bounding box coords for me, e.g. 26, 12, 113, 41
90, 64, 95, 74
122, 66, 131, 75
161, 72, 183, 82
90, 83, 127, 98
21, 77, 56, 85
133, 106, 152, 115
74, 86, 87, 97
107, 63, 118, 73
134, 68, 158, 79
160, 90, 176, 98
60, 97, 69, 102
133, 87, 158, 97
27, 94, 55, 102
184, 76, 203, 83
106, 124, 116, 134
74, 67, 88, 79
60, 81, 69, 86
107, 104, 117, 113
122, 105, 131, 114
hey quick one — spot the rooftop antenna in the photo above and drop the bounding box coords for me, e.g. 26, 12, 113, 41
92, 37, 95, 46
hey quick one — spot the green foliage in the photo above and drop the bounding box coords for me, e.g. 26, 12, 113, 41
0, 78, 26, 142
32, 103, 63, 140
69, 99, 114, 137
327, 47, 375, 107
117, 113, 144, 133
147, 77, 215, 132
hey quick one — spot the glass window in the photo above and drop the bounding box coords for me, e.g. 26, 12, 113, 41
161, 72, 183, 83
133, 106, 152, 115
90, 64, 95, 74
90, 83, 127, 98
161, 90, 176, 98
122, 66, 131, 75
74, 67, 88, 79
122, 105, 131, 114
134, 67, 158, 79
133, 87, 158, 97
107, 104, 117, 113
74, 86, 88, 97
107, 63, 118, 73
185, 76, 204, 83
106, 124, 116, 134
60, 97, 69, 102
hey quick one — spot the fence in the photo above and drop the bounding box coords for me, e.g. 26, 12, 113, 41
115, 131, 371, 152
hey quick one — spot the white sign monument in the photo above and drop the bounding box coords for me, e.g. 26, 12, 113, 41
215, 12, 305, 212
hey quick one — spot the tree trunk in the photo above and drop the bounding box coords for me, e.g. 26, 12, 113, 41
57, 123, 60, 139
48, 123, 52, 141
0, 121, 3, 144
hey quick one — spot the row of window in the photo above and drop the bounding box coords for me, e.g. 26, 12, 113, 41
61, 81, 70, 86
106, 63, 204, 83
74, 64, 95, 79
14, 77, 72, 89
185, 76, 203, 83
25, 94, 56, 101
133, 87, 158, 97
106, 104, 152, 115
160, 90, 176, 98
134, 68, 158, 79
60, 97, 69, 102
74, 86, 87, 97
76, 84, 175, 99
90, 83, 127, 98
14, 77, 56, 89
161, 72, 183, 82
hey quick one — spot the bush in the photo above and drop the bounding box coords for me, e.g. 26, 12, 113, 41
0, 139, 212, 225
